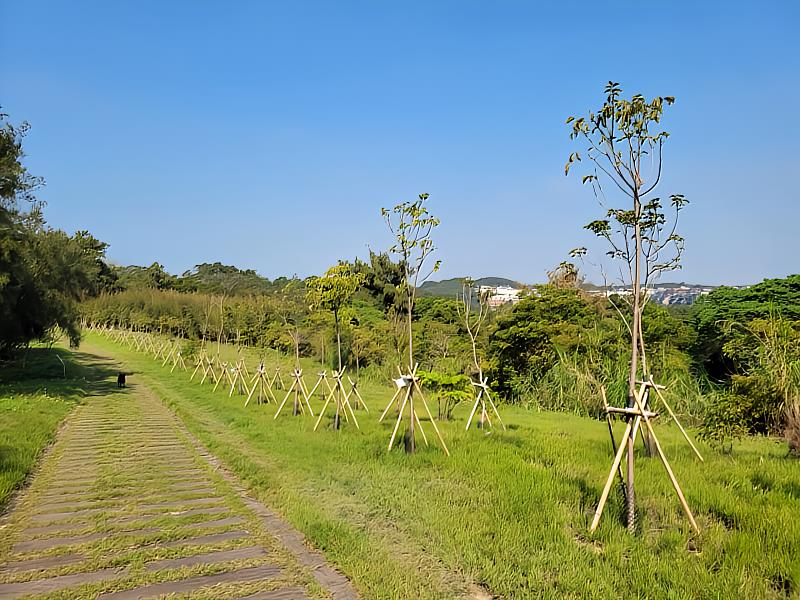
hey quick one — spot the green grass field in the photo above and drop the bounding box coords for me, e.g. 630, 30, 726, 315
0, 347, 115, 511
45, 334, 800, 597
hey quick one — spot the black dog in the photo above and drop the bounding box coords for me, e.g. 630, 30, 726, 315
117, 373, 127, 388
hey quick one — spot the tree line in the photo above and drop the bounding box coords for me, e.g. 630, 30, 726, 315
80, 257, 800, 446
0, 110, 116, 356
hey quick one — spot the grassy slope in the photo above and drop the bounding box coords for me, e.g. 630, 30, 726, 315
84, 332, 800, 599
0, 347, 96, 511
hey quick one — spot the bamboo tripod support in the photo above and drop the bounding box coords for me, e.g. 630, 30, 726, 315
202, 357, 216, 385
379, 364, 449, 456
645, 376, 704, 462
590, 381, 700, 534
190, 352, 208, 381
153, 341, 167, 361
200, 357, 217, 385
313, 367, 359, 430
274, 368, 316, 418
132, 333, 144, 352
273, 367, 286, 390
379, 365, 416, 423
245, 363, 278, 407
212, 361, 230, 392
465, 375, 505, 432
227, 360, 249, 397
170, 352, 187, 373
161, 341, 181, 367
347, 377, 368, 412
306, 371, 330, 402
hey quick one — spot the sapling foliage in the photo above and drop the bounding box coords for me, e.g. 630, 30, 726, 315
457, 278, 491, 378
306, 263, 364, 372
381, 193, 441, 372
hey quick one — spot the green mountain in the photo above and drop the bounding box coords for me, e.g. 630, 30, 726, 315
418, 277, 523, 298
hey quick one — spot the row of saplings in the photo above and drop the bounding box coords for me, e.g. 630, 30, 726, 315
92, 216, 701, 539
86, 272, 504, 458
92, 92, 710, 540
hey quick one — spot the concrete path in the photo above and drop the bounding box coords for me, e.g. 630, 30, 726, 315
0, 359, 358, 600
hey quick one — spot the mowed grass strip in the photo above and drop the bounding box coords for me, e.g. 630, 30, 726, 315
0, 348, 104, 512
83, 331, 800, 599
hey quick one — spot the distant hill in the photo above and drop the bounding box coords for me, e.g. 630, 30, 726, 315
419, 277, 523, 298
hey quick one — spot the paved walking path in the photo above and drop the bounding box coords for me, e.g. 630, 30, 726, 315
0, 359, 358, 600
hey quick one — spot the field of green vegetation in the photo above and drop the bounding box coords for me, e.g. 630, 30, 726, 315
0, 347, 114, 510
80, 331, 799, 599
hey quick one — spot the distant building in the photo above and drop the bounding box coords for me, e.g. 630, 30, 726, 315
586, 284, 721, 305
479, 285, 522, 307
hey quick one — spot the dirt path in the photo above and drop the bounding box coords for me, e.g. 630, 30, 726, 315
0, 350, 359, 600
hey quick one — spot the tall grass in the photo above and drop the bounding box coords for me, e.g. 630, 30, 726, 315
523, 326, 706, 421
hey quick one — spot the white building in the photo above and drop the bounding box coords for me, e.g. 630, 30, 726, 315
479, 285, 522, 308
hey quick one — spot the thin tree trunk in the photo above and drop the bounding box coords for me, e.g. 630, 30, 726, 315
638, 323, 654, 456
626, 193, 643, 534
407, 285, 415, 453
335, 309, 342, 372
217, 297, 225, 356
293, 328, 301, 416
407, 289, 414, 371
334, 309, 342, 429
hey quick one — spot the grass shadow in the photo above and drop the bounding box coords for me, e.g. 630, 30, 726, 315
0, 346, 126, 397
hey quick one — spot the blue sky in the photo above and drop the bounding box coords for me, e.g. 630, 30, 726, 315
2, 1, 798, 285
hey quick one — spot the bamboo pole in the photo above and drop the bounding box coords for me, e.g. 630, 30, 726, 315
245, 372, 264, 407
347, 377, 369, 412
485, 388, 505, 431
602, 386, 628, 504
412, 379, 449, 456
413, 407, 429, 446
213, 363, 227, 392
465, 385, 483, 430
313, 390, 334, 431
650, 378, 704, 462
161, 344, 176, 367
379, 387, 402, 422
305, 372, 327, 400
590, 384, 647, 533
632, 387, 700, 533
273, 387, 292, 416
199, 358, 213, 384
298, 371, 314, 415
387, 387, 412, 452
190, 356, 203, 380
590, 416, 641, 533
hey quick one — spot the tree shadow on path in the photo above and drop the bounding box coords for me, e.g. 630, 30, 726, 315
0, 346, 128, 398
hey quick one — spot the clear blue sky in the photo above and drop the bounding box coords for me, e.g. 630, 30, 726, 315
2, 1, 798, 285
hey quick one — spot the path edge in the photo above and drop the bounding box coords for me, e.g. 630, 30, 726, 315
140, 383, 361, 600
0, 402, 79, 523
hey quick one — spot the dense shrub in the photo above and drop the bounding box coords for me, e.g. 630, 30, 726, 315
698, 391, 749, 452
